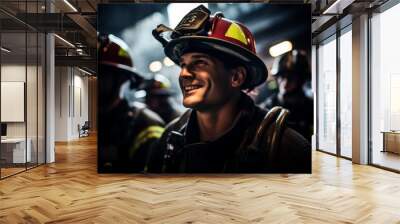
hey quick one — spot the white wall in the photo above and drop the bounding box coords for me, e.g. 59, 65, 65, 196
1, 65, 33, 138
1, 65, 26, 137
55, 66, 69, 141
55, 67, 89, 141
1, 63, 46, 164
72, 73, 89, 138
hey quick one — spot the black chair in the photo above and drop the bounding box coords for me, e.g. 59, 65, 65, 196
78, 121, 90, 138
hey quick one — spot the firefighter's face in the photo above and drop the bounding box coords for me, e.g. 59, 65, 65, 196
179, 52, 235, 110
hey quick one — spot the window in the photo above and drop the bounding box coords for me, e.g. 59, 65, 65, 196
371, 3, 400, 171
339, 28, 352, 158
317, 36, 337, 154
0, 1, 47, 179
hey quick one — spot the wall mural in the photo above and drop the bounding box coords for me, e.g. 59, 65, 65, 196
97, 3, 312, 173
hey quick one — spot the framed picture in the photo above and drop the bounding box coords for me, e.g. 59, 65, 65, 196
98, 3, 312, 173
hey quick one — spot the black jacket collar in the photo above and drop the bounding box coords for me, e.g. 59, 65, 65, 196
182, 93, 257, 146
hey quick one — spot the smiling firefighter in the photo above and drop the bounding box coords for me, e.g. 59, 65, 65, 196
147, 5, 311, 173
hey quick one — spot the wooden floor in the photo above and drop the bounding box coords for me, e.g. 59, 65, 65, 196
1, 135, 400, 223
1, 163, 44, 178
1, 167, 26, 178
372, 150, 400, 171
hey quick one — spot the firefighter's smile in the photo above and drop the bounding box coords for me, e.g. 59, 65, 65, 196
183, 84, 203, 95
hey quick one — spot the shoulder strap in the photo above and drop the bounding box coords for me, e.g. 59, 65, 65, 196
249, 106, 289, 165
165, 109, 191, 132
161, 109, 191, 172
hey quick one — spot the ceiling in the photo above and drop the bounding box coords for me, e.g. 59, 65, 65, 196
0, 0, 389, 75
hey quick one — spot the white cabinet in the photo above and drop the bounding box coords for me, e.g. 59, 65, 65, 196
1, 138, 32, 163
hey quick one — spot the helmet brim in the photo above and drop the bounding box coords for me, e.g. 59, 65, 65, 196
164, 36, 268, 89
147, 89, 174, 96
100, 61, 140, 76
99, 62, 145, 85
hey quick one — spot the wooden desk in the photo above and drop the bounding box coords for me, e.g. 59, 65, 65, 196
381, 131, 400, 154
1, 138, 31, 163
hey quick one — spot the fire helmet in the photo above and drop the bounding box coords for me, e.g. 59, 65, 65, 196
152, 5, 267, 89
145, 74, 174, 96
98, 34, 144, 84
270, 50, 311, 82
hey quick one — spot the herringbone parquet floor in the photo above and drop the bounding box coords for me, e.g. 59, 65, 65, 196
1, 135, 400, 223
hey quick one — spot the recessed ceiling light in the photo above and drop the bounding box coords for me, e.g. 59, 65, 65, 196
54, 34, 75, 48
63, 0, 78, 12
269, 41, 293, 57
1, 47, 11, 53
149, 61, 162, 73
78, 67, 92, 76
163, 57, 175, 67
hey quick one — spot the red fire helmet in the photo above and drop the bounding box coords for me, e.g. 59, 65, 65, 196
153, 5, 268, 89
98, 34, 139, 77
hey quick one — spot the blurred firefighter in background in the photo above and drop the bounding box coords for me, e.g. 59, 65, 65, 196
144, 74, 182, 124
260, 50, 313, 142
148, 5, 310, 173
98, 34, 165, 173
